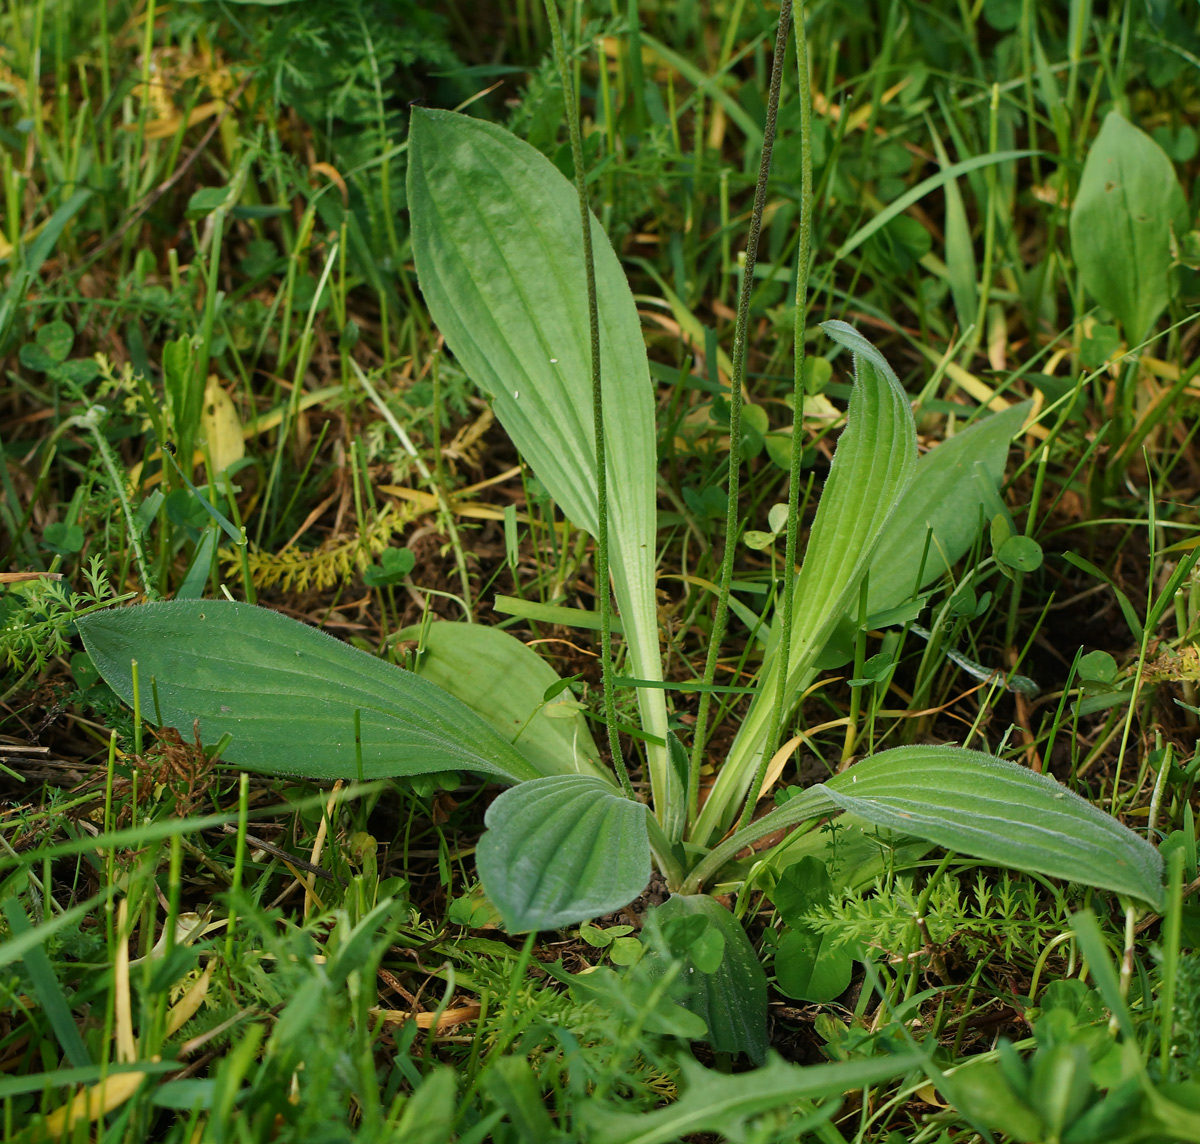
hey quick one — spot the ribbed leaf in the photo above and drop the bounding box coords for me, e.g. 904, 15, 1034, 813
396, 621, 605, 780
1070, 112, 1187, 344
693, 747, 1164, 908
814, 402, 1028, 672
78, 602, 539, 783
820, 746, 1163, 908
865, 401, 1028, 616
694, 323, 917, 843
407, 109, 673, 816
476, 776, 650, 931
643, 895, 768, 1065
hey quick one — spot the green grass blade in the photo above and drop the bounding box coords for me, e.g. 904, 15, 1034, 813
0, 892, 110, 971
0, 1062, 176, 1102
2, 898, 92, 1068
493, 595, 623, 634
0, 786, 379, 871
835, 150, 1035, 260
636, 33, 765, 146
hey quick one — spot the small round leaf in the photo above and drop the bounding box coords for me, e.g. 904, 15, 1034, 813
19, 342, 56, 373
767, 502, 791, 535
608, 937, 644, 965
997, 535, 1044, 572
42, 521, 84, 554
1077, 650, 1118, 686
743, 530, 776, 551
36, 321, 74, 364
774, 927, 853, 1003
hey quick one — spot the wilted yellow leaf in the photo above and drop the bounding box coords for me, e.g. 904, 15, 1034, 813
201, 375, 245, 473
166, 960, 214, 1037
40, 1071, 147, 1137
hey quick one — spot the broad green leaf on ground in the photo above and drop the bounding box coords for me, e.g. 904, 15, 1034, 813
642, 895, 768, 1064
580, 1052, 924, 1144
476, 775, 649, 932
396, 621, 605, 780
1070, 112, 1188, 344
863, 401, 1029, 616
407, 109, 674, 821
773, 927, 854, 1004
700, 748, 1162, 909
820, 747, 1164, 909
765, 857, 854, 1003
78, 602, 539, 784
694, 322, 918, 845
767, 855, 836, 926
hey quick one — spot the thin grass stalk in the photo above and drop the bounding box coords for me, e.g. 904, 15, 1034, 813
686, 0, 793, 828
737, 0, 813, 831
542, 0, 635, 801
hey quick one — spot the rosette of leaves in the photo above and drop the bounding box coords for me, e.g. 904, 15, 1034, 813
80, 107, 1164, 1063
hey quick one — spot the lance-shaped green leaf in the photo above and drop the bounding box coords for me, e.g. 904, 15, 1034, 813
819, 747, 1163, 908
863, 401, 1029, 617
693, 322, 917, 845
476, 775, 650, 931
581, 1052, 924, 1144
407, 109, 674, 820
814, 401, 1030, 670
641, 895, 768, 1064
396, 621, 605, 780
78, 602, 539, 784
691, 746, 1163, 908
1070, 112, 1188, 345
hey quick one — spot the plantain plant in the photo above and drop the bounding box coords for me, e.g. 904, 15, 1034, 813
78, 3, 1163, 1060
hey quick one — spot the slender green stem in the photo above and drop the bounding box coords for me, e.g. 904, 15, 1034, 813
60, 411, 155, 598
686, 0, 794, 829
682, 782, 839, 895
543, 0, 634, 801
224, 772, 249, 964
968, 83, 1000, 367
352, 361, 473, 620
737, 0, 813, 832
644, 813, 685, 888
1161, 847, 1184, 1078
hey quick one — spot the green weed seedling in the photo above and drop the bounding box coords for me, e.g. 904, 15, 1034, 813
77, 1, 1164, 1067
1070, 110, 1194, 489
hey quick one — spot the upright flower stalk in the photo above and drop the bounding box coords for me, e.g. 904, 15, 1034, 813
740, 1, 814, 830
686, 0, 796, 829
542, 0, 635, 800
